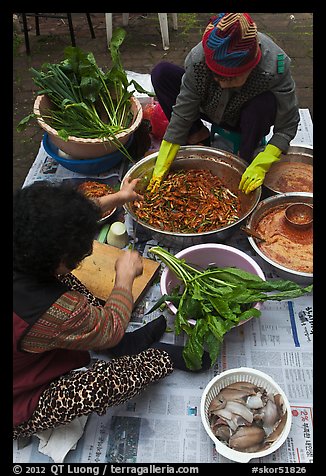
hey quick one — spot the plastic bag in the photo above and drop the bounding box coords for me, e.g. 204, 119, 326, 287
150, 103, 169, 139
142, 101, 157, 121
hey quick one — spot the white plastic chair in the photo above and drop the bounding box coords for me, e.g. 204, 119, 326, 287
105, 13, 178, 50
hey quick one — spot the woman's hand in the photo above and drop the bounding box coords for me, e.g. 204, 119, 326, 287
114, 250, 143, 291
96, 177, 143, 213
119, 177, 143, 203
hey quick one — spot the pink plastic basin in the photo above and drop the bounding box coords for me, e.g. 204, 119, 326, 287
160, 243, 266, 325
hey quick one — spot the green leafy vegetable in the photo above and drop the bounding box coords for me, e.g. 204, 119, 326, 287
148, 246, 313, 371
17, 28, 154, 161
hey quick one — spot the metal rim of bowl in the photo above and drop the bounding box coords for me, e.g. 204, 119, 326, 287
122, 146, 262, 238
264, 144, 313, 195
99, 207, 116, 224
66, 177, 119, 224
246, 192, 313, 278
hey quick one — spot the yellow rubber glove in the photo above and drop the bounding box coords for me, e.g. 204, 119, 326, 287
239, 144, 282, 194
147, 140, 180, 193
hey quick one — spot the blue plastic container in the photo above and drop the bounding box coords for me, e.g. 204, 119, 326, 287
42, 133, 133, 175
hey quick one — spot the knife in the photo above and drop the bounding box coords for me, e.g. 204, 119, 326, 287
131, 218, 139, 250
128, 218, 139, 250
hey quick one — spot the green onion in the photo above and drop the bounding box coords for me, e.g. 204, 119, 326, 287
148, 246, 313, 371
17, 28, 154, 162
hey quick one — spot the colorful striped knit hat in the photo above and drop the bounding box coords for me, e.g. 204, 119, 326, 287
202, 13, 261, 77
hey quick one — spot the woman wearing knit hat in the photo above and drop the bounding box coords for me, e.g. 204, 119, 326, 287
148, 13, 299, 194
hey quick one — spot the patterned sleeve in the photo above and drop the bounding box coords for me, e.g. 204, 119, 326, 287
163, 45, 203, 145
21, 286, 134, 353
268, 63, 300, 151
163, 63, 202, 145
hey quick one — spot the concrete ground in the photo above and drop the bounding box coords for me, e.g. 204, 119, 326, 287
13, 12, 313, 191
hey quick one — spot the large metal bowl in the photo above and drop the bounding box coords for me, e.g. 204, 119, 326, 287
264, 145, 313, 196
246, 192, 313, 284
122, 146, 261, 248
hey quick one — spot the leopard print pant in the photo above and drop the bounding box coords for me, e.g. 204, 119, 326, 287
13, 273, 174, 439
13, 348, 173, 439
57, 272, 103, 306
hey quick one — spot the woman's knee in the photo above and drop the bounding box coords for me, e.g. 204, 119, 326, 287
151, 61, 184, 89
243, 91, 277, 124
151, 61, 168, 76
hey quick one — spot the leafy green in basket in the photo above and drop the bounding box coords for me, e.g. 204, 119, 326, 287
17, 28, 154, 161
148, 246, 313, 371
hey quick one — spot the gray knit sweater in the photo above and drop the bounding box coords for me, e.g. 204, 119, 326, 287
163, 32, 300, 153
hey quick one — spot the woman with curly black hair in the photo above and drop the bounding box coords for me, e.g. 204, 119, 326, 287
13, 180, 210, 440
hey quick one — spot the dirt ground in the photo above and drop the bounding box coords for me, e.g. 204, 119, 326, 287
13, 12, 313, 191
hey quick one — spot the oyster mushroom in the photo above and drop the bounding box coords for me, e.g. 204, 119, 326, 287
274, 393, 285, 417
227, 381, 259, 393
264, 411, 288, 447
215, 408, 239, 431
218, 387, 256, 401
214, 424, 232, 442
262, 399, 280, 429
223, 401, 254, 424
246, 393, 264, 409
207, 380, 289, 453
208, 395, 227, 413
209, 387, 257, 413
229, 426, 266, 450
242, 442, 267, 453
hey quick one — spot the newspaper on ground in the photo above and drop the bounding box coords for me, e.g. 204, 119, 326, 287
12, 287, 313, 464
15, 108, 313, 464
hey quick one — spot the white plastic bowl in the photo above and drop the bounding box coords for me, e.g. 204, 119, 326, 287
160, 243, 265, 325
200, 367, 292, 463
106, 222, 129, 249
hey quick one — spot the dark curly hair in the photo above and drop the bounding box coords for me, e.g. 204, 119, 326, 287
13, 181, 102, 278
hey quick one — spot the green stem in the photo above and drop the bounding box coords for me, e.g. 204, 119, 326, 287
188, 271, 236, 288
149, 247, 193, 283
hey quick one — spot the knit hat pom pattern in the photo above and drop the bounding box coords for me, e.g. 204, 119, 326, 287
202, 13, 261, 77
